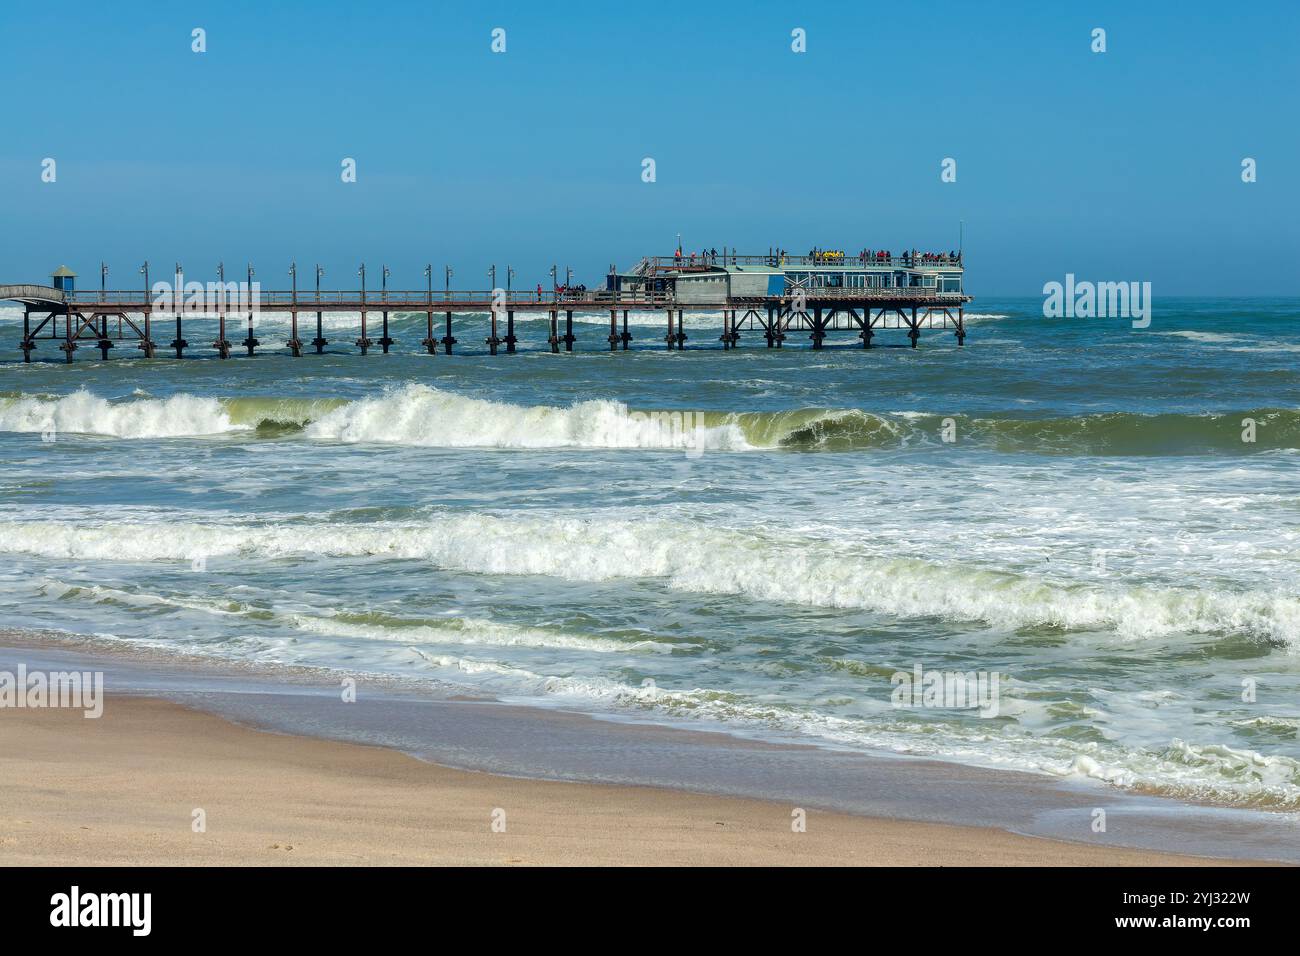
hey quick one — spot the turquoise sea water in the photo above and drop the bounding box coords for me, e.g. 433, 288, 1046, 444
1, 297, 1298, 808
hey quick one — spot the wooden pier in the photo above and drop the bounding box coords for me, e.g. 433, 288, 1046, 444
1, 262, 972, 362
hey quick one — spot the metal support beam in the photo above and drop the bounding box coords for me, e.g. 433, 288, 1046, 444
442, 312, 456, 354
486, 308, 501, 355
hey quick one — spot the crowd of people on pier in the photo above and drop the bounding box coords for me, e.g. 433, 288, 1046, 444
672, 247, 731, 266
665, 246, 963, 270
545, 282, 588, 298
831, 248, 962, 266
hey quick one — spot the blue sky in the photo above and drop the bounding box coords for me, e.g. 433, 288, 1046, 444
1, 0, 1296, 294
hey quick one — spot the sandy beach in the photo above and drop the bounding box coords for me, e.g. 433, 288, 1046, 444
0, 692, 1247, 867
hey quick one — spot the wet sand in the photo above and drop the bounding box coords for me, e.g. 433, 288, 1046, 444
1, 631, 1288, 866
0, 693, 1238, 866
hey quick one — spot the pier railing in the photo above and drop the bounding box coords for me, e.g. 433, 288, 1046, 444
738, 287, 967, 303
51, 287, 967, 310
646, 254, 963, 271
66, 289, 675, 309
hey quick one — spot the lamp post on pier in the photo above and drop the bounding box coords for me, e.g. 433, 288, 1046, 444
243, 263, 259, 355
486, 264, 501, 354
312, 265, 327, 353
287, 261, 302, 356
96, 262, 113, 359
562, 266, 575, 351
214, 261, 231, 358
378, 264, 393, 353
170, 261, 187, 359
441, 265, 456, 354
547, 265, 559, 353
139, 260, 154, 357
421, 264, 437, 354
505, 265, 517, 353
356, 263, 371, 354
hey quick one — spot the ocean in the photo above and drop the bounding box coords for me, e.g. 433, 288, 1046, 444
2, 296, 1298, 812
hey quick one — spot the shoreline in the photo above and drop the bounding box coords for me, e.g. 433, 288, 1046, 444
0, 692, 1245, 867
1, 630, 1293, 866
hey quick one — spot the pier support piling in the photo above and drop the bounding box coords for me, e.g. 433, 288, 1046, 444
59, 307, 75, 362
379, 311, 393, 354
441, 312, 456, 354
548, 309, 560, 353
170, 313, 188, 359
505, 310, 517, 353
312, 310, 327, 354
96, 315, 113, 360
621, 310, 631, 350
724, 310, 740, 349
288, 310, 303, 357
356, 309, 372, 355
20, 309, 33, 362
422, 310, 437, 354
215, 308, 231, 358
564, 310, 575, 352
608, 309, 619, 352
243, 312, 259, 356
139, 311, 155, 358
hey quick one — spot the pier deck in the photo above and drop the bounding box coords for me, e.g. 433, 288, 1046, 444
1, 272, 972, 362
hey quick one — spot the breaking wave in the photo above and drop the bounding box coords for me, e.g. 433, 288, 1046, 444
2, 386, 1297, 455
5, 513, 1299, 647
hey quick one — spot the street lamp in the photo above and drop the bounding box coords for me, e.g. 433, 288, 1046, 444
312, 264, 327, 354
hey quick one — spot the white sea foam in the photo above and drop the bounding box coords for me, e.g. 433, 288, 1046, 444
303, 384, 752, 450
0, 390, 236, 438
290, 612, 677, 654
0, 386, 754, 450
5, 514, 1298, 646
1154, 330, 1252, 344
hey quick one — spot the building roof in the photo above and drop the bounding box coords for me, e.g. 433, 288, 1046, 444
51, 265, 77, 277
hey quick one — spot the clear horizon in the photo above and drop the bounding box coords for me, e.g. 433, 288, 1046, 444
2, 0, 1297, 296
